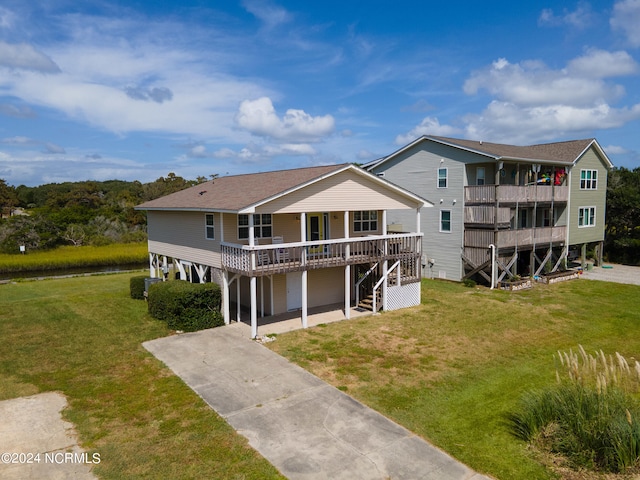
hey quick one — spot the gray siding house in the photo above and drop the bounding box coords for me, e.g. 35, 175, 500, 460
366, 136, 613, 285
136, 164, 430, 337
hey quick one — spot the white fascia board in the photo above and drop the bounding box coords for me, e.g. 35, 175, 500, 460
574, 139, 614, 169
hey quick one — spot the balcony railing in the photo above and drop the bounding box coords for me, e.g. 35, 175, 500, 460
221, 233, 423, 277
464, 226, 567, 249
465, 185, 569, 204
464, 206, 511, 226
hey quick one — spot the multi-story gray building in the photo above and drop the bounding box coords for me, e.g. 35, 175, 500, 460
366, 136, 613, 284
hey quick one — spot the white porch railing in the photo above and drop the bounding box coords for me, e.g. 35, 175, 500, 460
221, 233, 423, 277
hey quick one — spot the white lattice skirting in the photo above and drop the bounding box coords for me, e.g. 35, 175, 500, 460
387, 282, 421, 310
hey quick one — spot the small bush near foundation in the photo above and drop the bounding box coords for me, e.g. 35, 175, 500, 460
507, 346, 640, 473
129, 275, 147, 300
462, 278, 476, 288
147, 281, 223, 332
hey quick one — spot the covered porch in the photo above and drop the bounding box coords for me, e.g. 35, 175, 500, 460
221, 210, 423, 338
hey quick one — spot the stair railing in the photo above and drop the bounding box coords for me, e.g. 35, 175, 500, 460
372, 260, 400, 313
355, 262, 379, 308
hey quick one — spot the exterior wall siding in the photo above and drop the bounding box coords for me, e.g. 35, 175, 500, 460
371, 142, 479, 281
567, 147, 608, 245
256, 169, 419, 213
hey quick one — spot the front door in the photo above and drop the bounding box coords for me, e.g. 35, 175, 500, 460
306, 213, 328, 255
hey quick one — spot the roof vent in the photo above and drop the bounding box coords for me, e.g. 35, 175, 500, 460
479, 140, 483, 145
199, 190, 207, 196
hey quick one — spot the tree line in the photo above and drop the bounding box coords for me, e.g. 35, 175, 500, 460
1, 167, 639, 264
0, 173, 204, 254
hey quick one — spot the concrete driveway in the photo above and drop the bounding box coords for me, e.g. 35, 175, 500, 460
144, 324, 490, 480
579, 263, 640, 286
0, 392, 97, 480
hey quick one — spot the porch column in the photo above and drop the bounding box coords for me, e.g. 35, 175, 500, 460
249, 213, 256, 273
382, 210, 388, 311
300, 212, 308, 328
161, 256, 168, 280
250, 276, 258, 338
223, 271, 230, 325
270, 275, 274, 316
148, 252, 156, 278
344, 211, 350, 319
416, 208, 421, 233
236, 277, 241, 323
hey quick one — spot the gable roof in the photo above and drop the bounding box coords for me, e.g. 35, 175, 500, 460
368, 135, 614, 169
136, 163, 430, 213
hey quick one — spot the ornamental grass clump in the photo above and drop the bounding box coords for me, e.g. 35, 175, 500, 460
507, 345, 640, 473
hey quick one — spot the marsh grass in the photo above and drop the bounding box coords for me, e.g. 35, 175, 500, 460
0, 243, 148, 273
0, 273, 283, 479
268, 278, 640, 479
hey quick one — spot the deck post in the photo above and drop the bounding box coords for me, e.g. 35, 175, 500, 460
250, 276, 257, 338
300, 212, 308, 328
223, 271, 230, 325
344, 210, 350, 319
236, 277, 241, 323
382, 210, 388, 311
149, 252, 156, 278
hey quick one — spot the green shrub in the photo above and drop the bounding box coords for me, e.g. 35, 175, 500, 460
129, 275, 147, 300
147, 280, 223, 332
507, 347, 640, 473
462, 278, 476, 288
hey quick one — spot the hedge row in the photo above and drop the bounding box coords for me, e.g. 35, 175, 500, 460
144, 279, 223, 332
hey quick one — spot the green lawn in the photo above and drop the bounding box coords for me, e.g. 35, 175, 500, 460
268, 278, 640, 479
0, 273, 284, 479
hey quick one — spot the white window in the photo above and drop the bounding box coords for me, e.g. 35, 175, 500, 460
476, 167, 485, 186
578, 207, 596, 227
354, 211, 378, 232
238, 214, 272, 239
440, 210, 451, 232
205, 214, 215, 240
580, 169, 598, 190
438, 168, 448, 188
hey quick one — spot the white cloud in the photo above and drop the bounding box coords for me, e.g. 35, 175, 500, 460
242, 0, 292, 29
236, 97, 335, 142
399, 50, 640, 147
463, 101, 640, 144
567, 48, 639, 77
395, 117, 462, 145
463, 57, 627, 107
538, 2, 593, 29
604, 144, 629, 154
0, 42, 60, 72
611, 0, 640, 47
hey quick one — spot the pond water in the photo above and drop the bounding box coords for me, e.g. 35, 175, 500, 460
0, 263, 147, 281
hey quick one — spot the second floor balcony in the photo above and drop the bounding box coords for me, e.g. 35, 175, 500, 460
464, 226, 567, 250
221, 233, 423, 277
465, 185, 569, 205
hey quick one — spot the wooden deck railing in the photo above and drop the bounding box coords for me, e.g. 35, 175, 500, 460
465, 185, 569, 204
464, 206, 511, 226
221, 233, 423, 277
464, 226, 567, 249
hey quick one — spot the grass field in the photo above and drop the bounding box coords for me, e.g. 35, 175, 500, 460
0, 243, 148, 273
2, 273, 639, 479
268, 278, 640, 479
0, 273, 284, 479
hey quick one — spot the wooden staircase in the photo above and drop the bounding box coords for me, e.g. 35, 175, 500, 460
358, 290, 382, 312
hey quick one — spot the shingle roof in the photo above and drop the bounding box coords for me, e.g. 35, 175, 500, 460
136, 164, 350, 211
429, 136, 595, 163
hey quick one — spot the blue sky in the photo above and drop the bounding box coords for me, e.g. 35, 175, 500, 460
1, 0, 639, 186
